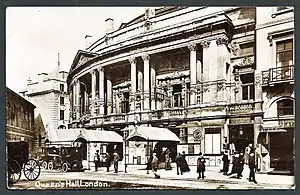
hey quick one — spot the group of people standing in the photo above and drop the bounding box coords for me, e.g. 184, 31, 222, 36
221, 143, 258, 184
94, 150, 120, 174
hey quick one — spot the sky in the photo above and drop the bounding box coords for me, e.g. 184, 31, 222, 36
6, 7, 147, 93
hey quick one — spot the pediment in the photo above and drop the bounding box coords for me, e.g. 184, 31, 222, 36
70, 50, 97, 72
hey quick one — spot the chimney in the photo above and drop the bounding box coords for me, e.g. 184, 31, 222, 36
27, 77, 32, 85
105, 18, 114, 34
85, 35, 92, 49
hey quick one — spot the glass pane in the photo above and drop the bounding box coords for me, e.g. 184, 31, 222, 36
250, 85, 254, 100
285, 41, 293, 50
242, 86, 249, 100
277, 42, 285, 51
212, 133, 221, 154
205, 134, 213, 154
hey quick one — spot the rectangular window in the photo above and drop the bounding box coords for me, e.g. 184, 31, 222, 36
241, 73, 254, 101
276, 39, 293, 67
239, 42, 254, 57
60, 84, 64, 92
60, 110, 64, 120
60, 97, 64, 105
204, 128, 221, 155
121, 92, 130, 113
172, 84, 182, 107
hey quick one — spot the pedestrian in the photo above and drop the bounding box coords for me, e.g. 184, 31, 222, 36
219, 151, 225, 173
228, 152, 239, 177
152, 153, 160, 179
175, 153, 183, 175
105, 152, 111, 172
112, 151, 120, 174
181, 151, 190, 173
222, 151, 230, 175
197, 152, 206, 179
94, 150, 100, 172
237, 152, 244, 179
165, 149, 172, 170
243, 143, 253, 165
248, 150, 257, 184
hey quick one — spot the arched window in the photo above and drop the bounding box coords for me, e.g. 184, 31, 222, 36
277, 99, 294, 116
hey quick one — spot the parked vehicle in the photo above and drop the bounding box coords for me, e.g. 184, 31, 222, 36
7, 141, 41, 184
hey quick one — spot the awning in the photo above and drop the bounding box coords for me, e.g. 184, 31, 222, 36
125, 125, 180, 142
46, 128, 123, 143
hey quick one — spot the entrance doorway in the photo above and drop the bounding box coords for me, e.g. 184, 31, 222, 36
229, 124, 254, 153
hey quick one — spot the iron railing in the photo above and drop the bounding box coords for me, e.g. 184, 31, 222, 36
262, 65, 294, 84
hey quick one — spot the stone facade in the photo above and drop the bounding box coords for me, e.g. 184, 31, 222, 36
20, 66, 70, 133
6, 87, 36, 158
66, 7, 294, 171
256, 7, 294, 172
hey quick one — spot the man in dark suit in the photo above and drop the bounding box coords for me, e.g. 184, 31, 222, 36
105, 152, 111, 172
222, 151, 230, 175
94, 150, 100, 172
197, 152, 206, 179
112, 151, 120, 174
175, 153, 183, 175
248, 150, 258, 184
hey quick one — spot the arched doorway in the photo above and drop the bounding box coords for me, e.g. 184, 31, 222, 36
73, 137, 88, 160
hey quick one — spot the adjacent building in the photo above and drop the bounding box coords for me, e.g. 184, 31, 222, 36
6, 87, 36, 157
66, 7, 294, 173
256, 7, 294, 173
20, 63, 70, 133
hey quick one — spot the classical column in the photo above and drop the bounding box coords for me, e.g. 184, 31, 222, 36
72, 83, 76, 119
107, 77, 113, 114
98, 67, 105, 115
138, 70, 143, 111
142, 54, 150, 110
90, 69, 97, 115
188, 44, 197, 106
129, 57, 137, 111
216, 36, 229, 80
76, 80, 81, 120
84, 91, 88, 114
201, 40, 211, 81
196, 60, 202, 83
150, 65, 156, 110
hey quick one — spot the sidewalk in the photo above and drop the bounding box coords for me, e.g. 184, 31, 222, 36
86, 163, 295, 188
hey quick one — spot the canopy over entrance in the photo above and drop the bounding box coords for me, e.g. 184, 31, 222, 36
46, 128, 123, 143
125, 126, 180, 142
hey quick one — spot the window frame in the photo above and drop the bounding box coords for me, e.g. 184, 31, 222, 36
60, 84, 64, 92
59, 110, 65, 121
272, 35, 294, 69
277, 99, 294, 116
60, 97, 65, 105
204, 128, 221, 155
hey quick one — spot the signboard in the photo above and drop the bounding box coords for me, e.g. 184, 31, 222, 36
194, 145, 201, 154
187, 156, 197, 166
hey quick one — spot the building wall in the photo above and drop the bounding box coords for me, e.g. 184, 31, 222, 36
23, 68, 70, 132
6, 88, 36, 158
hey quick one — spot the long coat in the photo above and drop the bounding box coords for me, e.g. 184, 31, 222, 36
197, 156, 206, 173
152, 156, 159, 170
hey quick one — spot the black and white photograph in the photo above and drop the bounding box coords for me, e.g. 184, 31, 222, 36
5, 6, 295, 190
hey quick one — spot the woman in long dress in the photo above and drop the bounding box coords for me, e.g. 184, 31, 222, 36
181, 151, 190, 172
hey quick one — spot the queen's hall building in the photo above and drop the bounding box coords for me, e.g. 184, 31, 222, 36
67, 7, 294, 173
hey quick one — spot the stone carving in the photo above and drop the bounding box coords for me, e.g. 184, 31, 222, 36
200, 40, 211, 48
188, 44, 197, 51
78, 55, 89, 66
142, 54, 150, 61
229, 42, 240, 56
129, 57, 136, 64
217, 82, 226, 91
240, 57, 254, 67
216, 36, 229, 45
255, 74, 262, 85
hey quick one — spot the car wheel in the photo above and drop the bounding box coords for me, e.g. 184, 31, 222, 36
41, 161, 48, 170
48, 162, 54, 171
62, 163, 68, 172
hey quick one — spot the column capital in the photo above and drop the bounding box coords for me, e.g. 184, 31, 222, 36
188, 44, 197, 51
129, 57, 136, 65
97, 66, 104, 72
216, 36, 229, 45
89, 69, 97, 75
200, 40, 211, 48
142, 54, 150, 61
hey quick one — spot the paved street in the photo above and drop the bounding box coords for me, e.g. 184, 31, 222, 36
8, 163, 295, 190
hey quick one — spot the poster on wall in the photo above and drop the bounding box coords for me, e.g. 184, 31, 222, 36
187, 156, 197, 165
194, 144, 201, 154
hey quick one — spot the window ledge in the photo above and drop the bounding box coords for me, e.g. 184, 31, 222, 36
271, 8, 293, 18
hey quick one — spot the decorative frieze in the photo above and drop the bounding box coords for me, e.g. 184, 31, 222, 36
216, 36, 229, 45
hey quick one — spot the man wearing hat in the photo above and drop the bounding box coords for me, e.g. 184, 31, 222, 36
152, 152, 160, 179
248, 149, 258, 184
196, 152, 206, 179
94, 150, 100, 172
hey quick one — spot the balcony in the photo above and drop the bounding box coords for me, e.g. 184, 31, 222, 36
262, 65, 294, 86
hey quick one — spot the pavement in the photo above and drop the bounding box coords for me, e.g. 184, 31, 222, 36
8, 163, 295, 190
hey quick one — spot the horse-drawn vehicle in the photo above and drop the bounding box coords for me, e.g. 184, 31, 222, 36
39, 146, 84, 172
6, 141, 41, 184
